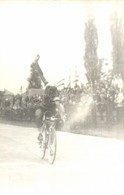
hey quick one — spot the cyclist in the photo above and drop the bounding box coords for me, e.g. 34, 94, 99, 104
35, 84, 65, 143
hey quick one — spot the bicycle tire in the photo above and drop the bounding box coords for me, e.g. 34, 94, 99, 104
48, 125, 57, 164
40, 124, 47, 159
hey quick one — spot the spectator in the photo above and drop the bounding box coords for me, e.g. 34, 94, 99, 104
114, 88, 124, 124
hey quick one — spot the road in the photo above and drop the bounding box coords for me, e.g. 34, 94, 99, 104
0, 123, 124, 195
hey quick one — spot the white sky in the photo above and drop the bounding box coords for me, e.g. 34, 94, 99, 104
0, 1, 119, 94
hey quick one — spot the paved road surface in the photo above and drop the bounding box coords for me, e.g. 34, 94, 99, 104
0, 123, 124, 195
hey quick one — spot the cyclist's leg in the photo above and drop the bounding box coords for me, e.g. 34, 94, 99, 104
35, 108, 44, 129
35, 108, 44, 143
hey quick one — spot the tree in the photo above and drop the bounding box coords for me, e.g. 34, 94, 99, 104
110, 11, 124, 78
84, 18, 99, 87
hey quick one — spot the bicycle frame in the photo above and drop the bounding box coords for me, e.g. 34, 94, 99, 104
40, 111, 58, 164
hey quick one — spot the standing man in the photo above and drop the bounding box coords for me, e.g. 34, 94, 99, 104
31, 54, 48, 87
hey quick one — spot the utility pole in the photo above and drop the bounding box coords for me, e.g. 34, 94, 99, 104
68, 68, 71, 88
74, 65, 79, 87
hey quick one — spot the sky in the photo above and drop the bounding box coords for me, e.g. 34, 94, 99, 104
0, 0, 119, 94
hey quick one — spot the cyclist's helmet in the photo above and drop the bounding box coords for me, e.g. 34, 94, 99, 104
44, 85, 58, 98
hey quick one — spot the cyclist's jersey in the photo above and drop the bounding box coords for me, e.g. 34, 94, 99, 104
42, 94, 55, 107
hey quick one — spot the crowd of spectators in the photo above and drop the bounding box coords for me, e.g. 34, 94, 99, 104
0, 93, 41, 121
0, 72, 124, 128
94, 73, 124, 125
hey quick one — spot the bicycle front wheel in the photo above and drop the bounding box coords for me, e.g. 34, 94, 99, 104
40, 126, 47, 159
48, 125, 57, 164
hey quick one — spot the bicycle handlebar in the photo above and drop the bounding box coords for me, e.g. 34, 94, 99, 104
45, 116, 61, 122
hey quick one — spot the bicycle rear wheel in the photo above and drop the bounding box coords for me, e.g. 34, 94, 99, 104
48, 125, 57, 164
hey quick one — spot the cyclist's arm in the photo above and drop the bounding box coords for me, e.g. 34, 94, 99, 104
55, 100, 65, 122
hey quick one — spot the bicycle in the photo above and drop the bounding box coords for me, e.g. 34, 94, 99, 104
39, 111, 60, 164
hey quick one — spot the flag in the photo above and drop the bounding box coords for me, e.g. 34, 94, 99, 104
56, 78, 65, 85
